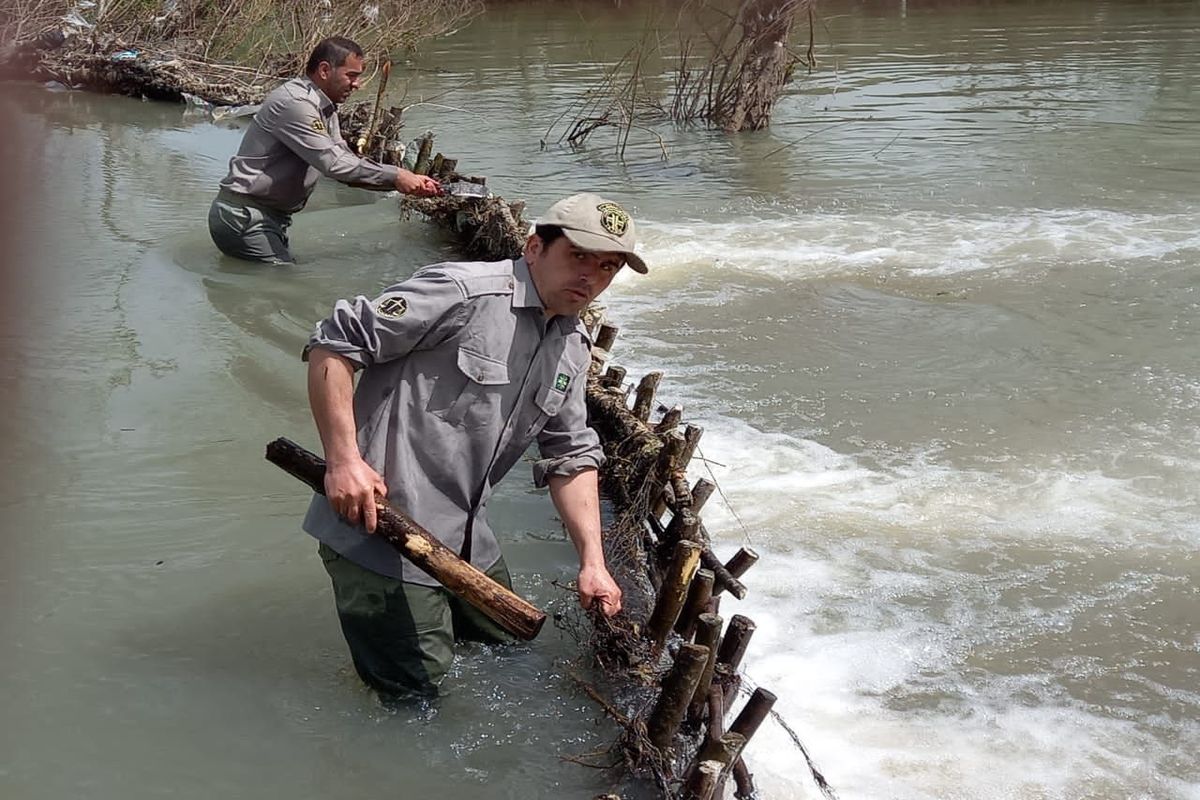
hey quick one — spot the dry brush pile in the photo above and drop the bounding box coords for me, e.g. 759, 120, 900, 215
0, 0, 481, 105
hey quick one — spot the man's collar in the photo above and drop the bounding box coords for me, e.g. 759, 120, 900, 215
301, 77, 336, 115
511, 257, 544, 311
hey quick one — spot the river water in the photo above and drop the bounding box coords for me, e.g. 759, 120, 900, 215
2, 1, 1198, 798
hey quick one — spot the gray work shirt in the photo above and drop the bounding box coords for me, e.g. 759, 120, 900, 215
301, 257, 605, 585
219, 77, 399, 214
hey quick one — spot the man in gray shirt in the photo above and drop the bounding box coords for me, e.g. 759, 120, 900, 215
304, 192, 647, 696
209, 36, 440, 264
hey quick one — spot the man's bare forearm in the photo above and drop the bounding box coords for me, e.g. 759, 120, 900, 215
547, 468, 605, 567
307, 348, 360, 464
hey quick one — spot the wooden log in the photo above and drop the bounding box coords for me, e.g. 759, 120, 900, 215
716, 614, 757, 673
674, 568, 715, 638
430, 153, 446, 177
599, 364, 626, 389
724, 547, 760, 581
732, 757, 756, 800
595, 323, 619, 352
656, 404, 684, 434
680, 423, 704, 469
688, 612, 724, 720
645, 642, 710, 751
703, 544, 747, 599
705, 595, 722, 617
632, 371, 663, 422
729, 687, 777, 743
645, 540, 703, 652
264, 438, 545, 640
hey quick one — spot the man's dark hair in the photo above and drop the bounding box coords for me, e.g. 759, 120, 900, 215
534, 224, 566, 245
306, 37, 365, 74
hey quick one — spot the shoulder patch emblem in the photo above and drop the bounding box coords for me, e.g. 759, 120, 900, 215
596, 202, 630, 236
554, 372, 571, 392
376, 296, 407, 319
310, 117, 327, 133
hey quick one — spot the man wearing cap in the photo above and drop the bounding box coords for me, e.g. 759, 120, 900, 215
302, 193, 647, 696
208, 36, 441, 265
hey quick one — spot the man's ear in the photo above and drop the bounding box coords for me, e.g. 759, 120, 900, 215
524, 233, 542, 263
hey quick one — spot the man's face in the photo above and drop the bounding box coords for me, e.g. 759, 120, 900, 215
314, 53, 364, 104
526, 234, 623, 317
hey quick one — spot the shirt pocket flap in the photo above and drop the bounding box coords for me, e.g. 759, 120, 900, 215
535, 383, 567, 417
456, 346, 509, 385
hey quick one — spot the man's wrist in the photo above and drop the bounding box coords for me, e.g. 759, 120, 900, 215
324, 445, 362, 466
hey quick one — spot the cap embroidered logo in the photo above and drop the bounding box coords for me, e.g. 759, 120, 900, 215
596, 202, 630, 236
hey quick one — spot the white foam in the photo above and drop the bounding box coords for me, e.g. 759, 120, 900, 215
619, 208, 1200, 283
618, 410, 1199, 797
680, 417, 1185, 549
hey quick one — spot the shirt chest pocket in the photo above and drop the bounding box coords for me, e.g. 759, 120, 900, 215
434, 346, 510, 430
524, 353, 580, 439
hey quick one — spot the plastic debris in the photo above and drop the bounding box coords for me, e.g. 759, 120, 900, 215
211, 103, 261, 122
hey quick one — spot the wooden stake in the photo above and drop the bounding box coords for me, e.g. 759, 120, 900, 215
356, 59, 391, 154
680, 423, 704, 468
682, 760, 723, 800
732, 757, 756, 799
645, 540, 703, 652
650, 430, 687, 520
670, 472, 693, 509
706, 683, 724, 743
674, 568, 715, 638
691, 477, 717, 514
688, 612, 724, 720
646, 642, 709, 751
716, 614, 757, 673
632, 371, 663, 421
656, 404, 683, 433
595, 323, 619, 352
724, 547, 760, 580
413, 133, 433, 175
729, 687, 777, 743
692, 731, 747, 782
599, 364, 626, 389
721, 667, 742, 714
703, 545, 747, 599
265, 438, 545, 640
